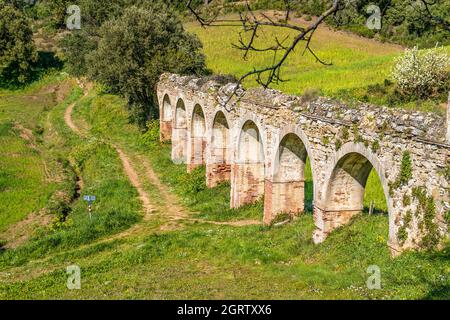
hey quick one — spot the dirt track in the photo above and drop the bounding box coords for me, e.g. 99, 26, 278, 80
63, 84, 260, 229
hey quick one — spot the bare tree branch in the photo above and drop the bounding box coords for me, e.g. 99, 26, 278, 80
187, 0, 341, 109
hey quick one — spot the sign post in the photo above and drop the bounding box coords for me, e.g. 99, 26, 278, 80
83, 195, 96, 221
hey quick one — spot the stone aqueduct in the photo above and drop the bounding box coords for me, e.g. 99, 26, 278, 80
157, 73, 449, 254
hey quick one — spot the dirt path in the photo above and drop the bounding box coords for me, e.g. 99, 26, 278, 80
64, 102, 83, 137
139, 156, 260, 228
63, 83, 261, 231
63, 85, 155, 222
115, 148, 155, 218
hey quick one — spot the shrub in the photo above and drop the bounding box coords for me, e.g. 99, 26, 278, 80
180, 167, 207, 195
391, 46, 450, 99
85, 3, 207, 127
0, 2, 37, 86
140, 120, 161, 148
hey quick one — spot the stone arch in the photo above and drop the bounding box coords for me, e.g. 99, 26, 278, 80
264, 129, 314, 223
313, 142, 394, 244
159, 94, 173, 141
188, 104, 207, 171
270, 125, 317, 196
206, 110, 231, 187
231, 113, 268, 164
230, 119, 266, 209
171, 98, 188, 163
162, 94, 172, 121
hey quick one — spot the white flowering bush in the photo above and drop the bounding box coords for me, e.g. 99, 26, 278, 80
391, 46, 449, 99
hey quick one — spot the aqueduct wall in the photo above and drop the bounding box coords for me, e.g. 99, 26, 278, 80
157, 73, 449, 254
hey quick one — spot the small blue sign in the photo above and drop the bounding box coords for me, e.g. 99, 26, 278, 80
83, 195, 96, 203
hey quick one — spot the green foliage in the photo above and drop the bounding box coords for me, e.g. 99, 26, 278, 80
335, 138, 343, 151
371, 140, 380, 153
0, 2, 37, 86
140, 120, 161, 148
180, 166, 207, 195
392, 46, 449, 99
397, 225, 408, 244
59, 32, 97, 77
403, 194, 411, 207
90, 4, 207, 123
352, 124, 363, 143
341, 126, 350, 141
412, 187, 441, 250
34, 0, 72, 29
294, 0, 450, 48
397, 204, 414, 246
59, 0, 130, 76
48, 196, 72, 230
389, 151, 413, 194
399, 151, 413, 185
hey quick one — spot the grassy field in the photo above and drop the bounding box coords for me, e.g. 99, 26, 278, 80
0, 76, 67, 233
0, 75, 143, 264
185, 14, 449, 113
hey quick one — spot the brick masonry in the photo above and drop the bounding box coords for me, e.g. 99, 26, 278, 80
157, 73, 449, 254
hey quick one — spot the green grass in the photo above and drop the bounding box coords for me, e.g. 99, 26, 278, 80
0, 122, 56, 232
0, 76, 143, 267
1, 212, 448, 299
185, 16, 449, 113
0, 73, 67, 232
185, 17, 402, 95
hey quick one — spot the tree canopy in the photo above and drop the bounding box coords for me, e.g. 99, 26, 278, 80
60, 2, 207, 126
0, 1, 37, 86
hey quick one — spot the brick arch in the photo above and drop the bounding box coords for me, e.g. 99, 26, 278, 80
159, 93, 173, 142
187, 104, 207, 171
162, 94, 172, 121
190, 104, 206, 138
171, 98, 188, 163
313, 142, 394, 244
206, 110, 232, 187
207, 109, 233, 145
270, 125, 317, 191
264, 127, 317, 223
232, 113, 267, 164
230, 118, 266, 209
174, 98, 187, 128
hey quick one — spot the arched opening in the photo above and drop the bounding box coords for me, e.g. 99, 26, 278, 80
206, 111, 231, 187
231, 120, 265, 208
171, 99, 188, 163
264, 133, 311, 223
160, 95, 173, 141
188, 104, 207, 171
162, 95, 172, 121
321, 151, 390, 236
364, 169, 388, 215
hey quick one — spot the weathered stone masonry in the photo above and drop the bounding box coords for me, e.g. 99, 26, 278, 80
157, 73, 449, 254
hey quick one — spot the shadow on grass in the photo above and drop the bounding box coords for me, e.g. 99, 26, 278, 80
421, 246, 450, 300
0, 51, 63, 90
